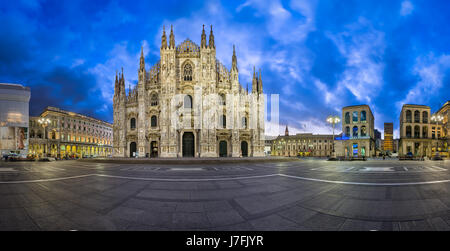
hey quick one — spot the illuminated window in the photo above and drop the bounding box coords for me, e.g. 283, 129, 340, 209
361, 126, 367, 137
353, 126, 358, 137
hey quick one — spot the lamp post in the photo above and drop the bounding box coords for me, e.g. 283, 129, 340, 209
38, 117, 51, 157
431, 114, 443, 157
327, 115, 341, 158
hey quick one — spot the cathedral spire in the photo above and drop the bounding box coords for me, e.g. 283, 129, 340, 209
201, 24, 207, 48
258, 69, 262, 94
209, 25, 215, 49
252, 66, 257, 93
139, 45, 145, 71
161, 25, 167, 49
169, 25, 175, 49
114, 70, 119, 95
120, 67, 125, 96
285, 125, 289, 136
231, 45, 238, 72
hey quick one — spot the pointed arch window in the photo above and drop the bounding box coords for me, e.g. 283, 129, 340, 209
219, 93, 226, 105
151, 93, 158, 106
130, 118, 136, 130
184, 95, 192, 108
183, 63, 193, 81
151, 115, 157, 127
242, 117, 247, 129
220, 115, 226, 128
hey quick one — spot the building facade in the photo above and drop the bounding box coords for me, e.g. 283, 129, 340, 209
339, 105, 376, 157
113, 25, 265, 158
271, 133, 334, 157
398, 104, 439, 157
0, 83, 31, 157
383, 122, 394, 152
434, 101, 449, 155
29, 107, 113, 158
264, 135, 277, 156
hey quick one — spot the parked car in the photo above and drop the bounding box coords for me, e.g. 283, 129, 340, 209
432, 154, 443, 161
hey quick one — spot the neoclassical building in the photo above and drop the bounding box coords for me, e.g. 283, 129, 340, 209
113, 25, 265, 158
338, 105, 376, 157
29, 106, 113, 158
271, 131, 334, 157
399, 104, 445, 157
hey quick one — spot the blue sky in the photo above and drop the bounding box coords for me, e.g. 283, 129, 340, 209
1, 0, 449, 138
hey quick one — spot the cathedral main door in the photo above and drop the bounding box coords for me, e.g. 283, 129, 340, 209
241, 141, 248, 157
130, 142, 137, 158
182, 132, 195, 157
219, 141, 227, 157
150, 141, 158, 158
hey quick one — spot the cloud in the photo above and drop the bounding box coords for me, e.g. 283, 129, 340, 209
88, 40, 150, 103
400, 1, 414, 16
237, 0, 316, 44
397, 53, 450, 109
328, 18, 386, 104
153, 1, 267, 87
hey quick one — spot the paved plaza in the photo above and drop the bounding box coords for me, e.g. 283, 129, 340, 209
0, 158, 450, 231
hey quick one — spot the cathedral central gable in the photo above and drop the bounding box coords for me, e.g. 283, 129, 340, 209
176, 39, 200, 58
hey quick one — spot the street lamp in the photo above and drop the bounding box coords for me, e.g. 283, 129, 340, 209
327, 115, 341, 158
431, 114, 443, 156
38, 117, 51, 157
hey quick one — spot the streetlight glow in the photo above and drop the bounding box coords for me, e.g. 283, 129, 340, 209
326, 115, 341, 159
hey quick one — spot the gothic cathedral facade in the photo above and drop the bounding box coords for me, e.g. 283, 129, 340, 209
113, 25, 265, 158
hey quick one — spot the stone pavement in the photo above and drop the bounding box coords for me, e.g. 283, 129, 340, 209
0, 159, 450, 231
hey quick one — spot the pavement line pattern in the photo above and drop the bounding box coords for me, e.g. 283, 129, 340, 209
1, 173, 450, 186
0, 174, 95, 184
95, 173, 280, 182
278, 174, 450, 186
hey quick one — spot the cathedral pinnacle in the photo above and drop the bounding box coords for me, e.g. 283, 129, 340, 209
252, 66, 257, 93
161, 25, 167, 49
169, 25, 175, 49
139, 45, 145, 71
258, 69, 263, 94
232, 45, 238, 72
209, 25, 215, 49
114, 70, 119, 95
201, 24, 207, 48
120, 67, 125, 96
